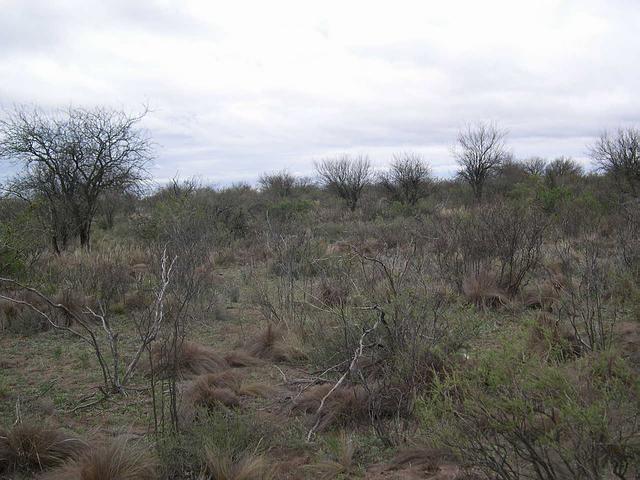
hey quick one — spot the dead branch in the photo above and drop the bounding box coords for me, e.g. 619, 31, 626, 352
0, 247, 175, 394
306, 305, 385, 441
123, 248, 176, 384
0, 278, 112, 390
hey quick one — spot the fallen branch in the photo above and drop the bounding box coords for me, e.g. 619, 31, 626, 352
64, 394, 108, 414
274, 365, 288, 383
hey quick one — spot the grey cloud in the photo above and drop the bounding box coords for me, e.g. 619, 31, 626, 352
1, 0, 639, 185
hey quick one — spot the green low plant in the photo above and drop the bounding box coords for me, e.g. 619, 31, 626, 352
418, 329, 640, 480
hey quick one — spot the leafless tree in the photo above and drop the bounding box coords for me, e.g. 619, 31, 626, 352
454, 122, 508, 200
0, 106, 152, 250
544, 156, 583, 187
97, 189, 137, 230
259, 170, 296, 198
554, 239, 617, 352
432, 202, 547, 296
521, 156, 548, 176
379, 152, 432, 206
315, 155, 372, 211
495, 156, 527, 190
590, 128, 640, 196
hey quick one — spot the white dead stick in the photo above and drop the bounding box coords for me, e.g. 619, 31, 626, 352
306, 305, 384, 442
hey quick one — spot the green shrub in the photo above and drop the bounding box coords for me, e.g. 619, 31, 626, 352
157, 409, 279, 478
418, 330, 640, 480
268, 198, 313, 224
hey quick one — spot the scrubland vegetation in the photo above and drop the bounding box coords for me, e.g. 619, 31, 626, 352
1, 108, 639, 479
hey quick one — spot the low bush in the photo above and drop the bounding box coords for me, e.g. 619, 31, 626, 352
419, 329, 640, 480
158, 410, 278, 479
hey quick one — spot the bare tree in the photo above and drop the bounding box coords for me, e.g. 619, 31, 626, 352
315, 155, 372, 211
0, 106, 152, 250
521, 156, 548, 177
258, 170, 296, 198
97, 189, 137, 230
454, 122, 508, 200
590, 128, 640, 196
544, 156, 583, 187
379, 152, 432, 206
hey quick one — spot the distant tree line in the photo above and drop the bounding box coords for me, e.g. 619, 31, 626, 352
1, 106, 639, 251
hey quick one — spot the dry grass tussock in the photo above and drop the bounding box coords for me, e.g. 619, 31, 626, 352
529, 312, 582, 359
462, 272, 509, 309
521, 273, 566, 311
151, 341, 231, 378
224, 350, 263, 368
200, 446, 274, 480
151, 341, 262, 379
40, 436, 158, 480
179, 371, 275, 423
245, 325, 305, 362
0, 421, 87, 475
305, 431, 355, 480
294, 384, 371, 431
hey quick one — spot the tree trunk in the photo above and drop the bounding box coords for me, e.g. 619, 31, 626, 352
79, 220, 92, 250
51, 235, 60, 255
60, 225, 69, 250
105, 210, 115, 230
473, 182, 483, 201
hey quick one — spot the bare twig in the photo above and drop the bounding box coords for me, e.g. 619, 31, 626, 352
306, 305, 385, 441
0, 247, 175, 394
123, 248, 176, 385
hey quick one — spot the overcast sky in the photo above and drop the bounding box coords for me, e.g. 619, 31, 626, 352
1, 0, 639, 184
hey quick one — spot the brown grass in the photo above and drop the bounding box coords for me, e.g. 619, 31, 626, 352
202, 446, 274, 480
179, 371, 274, 423
245, 325, 305, 363
224, 350, 262, 368
40, 436, 157, 480
151, 341, 229, 378
305, 431, 354, 479
294, 384, 370, 431
0, 422, 86, 475
529, 312, 582, 359
521, 279, 562, 311
462, 272, 508, 309
180, 371, 243, 422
